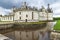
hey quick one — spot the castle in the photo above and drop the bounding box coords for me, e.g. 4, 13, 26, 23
0, 2, 54, 40
0, 2, 53, 22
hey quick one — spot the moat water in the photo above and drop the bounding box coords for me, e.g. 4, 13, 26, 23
0, 22, 56, 40
3, 29, 50, 40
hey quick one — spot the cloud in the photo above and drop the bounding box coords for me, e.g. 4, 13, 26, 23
0, 7, 11, 15
50, 1, 60, 17
0, 0, 60, 17
53, 14, 60, 17
27, 0, 45, 8
54, 9, 60, 14
0, 0, 45, 9
0, 0, 45, 15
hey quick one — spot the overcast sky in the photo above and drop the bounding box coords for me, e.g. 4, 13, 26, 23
0, 0, 60, 17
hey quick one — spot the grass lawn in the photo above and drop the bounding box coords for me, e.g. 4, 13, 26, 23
0, 21, 14, 24
15, 22, 46, 24
53, 20, 60, 30
0, 21, 46, 24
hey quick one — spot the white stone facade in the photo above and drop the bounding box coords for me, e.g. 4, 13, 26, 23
0, 2, 53, 22
14, 11, 39, 22
0, 15, 13, 21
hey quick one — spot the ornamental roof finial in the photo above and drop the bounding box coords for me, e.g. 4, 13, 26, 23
23, 2, 27, 6
48, 3, 50, 8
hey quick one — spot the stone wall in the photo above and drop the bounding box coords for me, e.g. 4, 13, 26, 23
50, 32, 60, 40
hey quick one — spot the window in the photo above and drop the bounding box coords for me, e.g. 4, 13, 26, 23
20, 32, 21, 35
3, 17, 5, 20
32, 12, 33, 13
20, 17, 21, 20
26, 15, 28, 17
8, 17, 9, 20
10, 16, 12, 20
20, 12, 21, 15
32, 12, 33, 19
26, 34, 28, 37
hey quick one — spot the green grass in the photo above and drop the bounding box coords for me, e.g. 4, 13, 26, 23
0, 21, 45, 24
53, 20, 60, 30
15, 22, 45, 24
53, 17, 60, 21
0, 21, 14, 24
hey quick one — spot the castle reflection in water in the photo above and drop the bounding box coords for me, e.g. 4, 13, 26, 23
0, 22, 52, 40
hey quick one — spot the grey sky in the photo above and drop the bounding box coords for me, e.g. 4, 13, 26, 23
0, 0, 60, 17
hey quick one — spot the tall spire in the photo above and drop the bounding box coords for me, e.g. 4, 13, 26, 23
12, 6, 16, 12
48, 4, 50, 8
13, 6, 16, 9
22, 2, 27, 9
47, 4, 53, 13
23, 2, 27, 7
24, 2, 26, 5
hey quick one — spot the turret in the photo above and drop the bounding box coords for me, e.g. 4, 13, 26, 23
23, 2, 27, 6
47, 4, 53, 13
40, 6, 46, 12
12, 6, 16, 12
33, 7, 37, 11
22, 2, 27, 9
47, 4, 53, 20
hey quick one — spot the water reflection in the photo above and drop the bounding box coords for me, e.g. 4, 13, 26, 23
0, 22, 56, 40
2, 29, 51, 40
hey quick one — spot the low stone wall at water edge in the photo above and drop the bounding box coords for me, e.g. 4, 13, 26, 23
50, 32, 60, 40
14, 23, 47, 31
